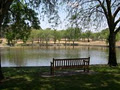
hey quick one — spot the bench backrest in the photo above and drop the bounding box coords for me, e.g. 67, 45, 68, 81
52, 57, 90, 67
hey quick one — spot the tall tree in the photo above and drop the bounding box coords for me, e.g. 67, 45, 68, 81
0, 0, 41, 80
85, 30, 92, 42
66, 0, 120, 66
0, 0, 58, 80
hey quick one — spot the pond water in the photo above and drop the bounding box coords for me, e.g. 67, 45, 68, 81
1, 46, 120, 67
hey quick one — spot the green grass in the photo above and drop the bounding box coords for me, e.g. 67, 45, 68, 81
1, 65, 120, 90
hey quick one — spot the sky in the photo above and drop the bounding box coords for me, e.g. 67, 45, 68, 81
39, 4, 68, 30
37, 1, 109, 32
39, 12, 108, 32
40, 13, 67, 30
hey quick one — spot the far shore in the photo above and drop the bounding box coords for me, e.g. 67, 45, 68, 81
0, 39, 120, 48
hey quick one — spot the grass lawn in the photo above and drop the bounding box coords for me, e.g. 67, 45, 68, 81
1, 65, 120, 90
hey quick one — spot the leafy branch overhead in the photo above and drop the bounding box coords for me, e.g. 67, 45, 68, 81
65, 0, 120, 31
1, 0, 42, 45
3, 0, 40, 29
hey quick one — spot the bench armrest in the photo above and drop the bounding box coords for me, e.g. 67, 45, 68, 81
83, 60, 90, 65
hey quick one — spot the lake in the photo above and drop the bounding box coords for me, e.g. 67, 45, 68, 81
1, 46, 120, 67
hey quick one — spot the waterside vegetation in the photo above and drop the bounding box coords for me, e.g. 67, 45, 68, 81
1, 28, 120, 47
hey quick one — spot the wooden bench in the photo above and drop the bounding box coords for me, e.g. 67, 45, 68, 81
50, 57, 90, 75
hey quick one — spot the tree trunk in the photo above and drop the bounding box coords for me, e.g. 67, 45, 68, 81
40, 38, 42, 46
0, 67, 4, 80
54, 38, 56, 44
46, 40, 48, 48
38, 39, 40, 45
108, 33, 117, 66
65, 38, 67, 47
0, 0, 13, 24
0, 48, 4, 80
73, 39, 74, 49
0, 0, 14, 80
88, 38, 90, 42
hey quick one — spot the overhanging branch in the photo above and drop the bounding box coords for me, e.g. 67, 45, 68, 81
113, 6, 120, 18
97, 0, 108, 20
111, 0, 117, 7
115, 17, 120, 27
0, 0, 13, 25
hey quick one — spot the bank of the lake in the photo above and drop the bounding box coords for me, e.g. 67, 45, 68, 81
1, 65, 120, 90
0, 40, 120, 47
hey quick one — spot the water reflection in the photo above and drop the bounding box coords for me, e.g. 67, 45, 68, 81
1, 46, 120, 67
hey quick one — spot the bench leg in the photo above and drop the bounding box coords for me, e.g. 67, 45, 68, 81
50, 62, 54, 75
85, 66, 89, 72
84, 67, 85, 72
87, 66, 89, 72
51, 67, 53, 75
84, 66, 89, 72
51, 67, 54, 75
51, 67, 52, 75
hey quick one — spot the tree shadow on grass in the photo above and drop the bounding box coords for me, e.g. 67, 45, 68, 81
1, 67, 120, 90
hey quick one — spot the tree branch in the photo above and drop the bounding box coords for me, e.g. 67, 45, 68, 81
115, 17, 120, 27
106, 0, 112, 17
97, 0, 108, 20
115, 26, 120, 34
96, 9, 104, 14
0, 0, 13, 25
111, 0, 117, 7
113, 6, 120, 18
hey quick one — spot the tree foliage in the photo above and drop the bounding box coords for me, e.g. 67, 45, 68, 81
66, 27, 81, 40
1, 0, 41, 45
